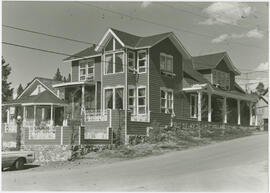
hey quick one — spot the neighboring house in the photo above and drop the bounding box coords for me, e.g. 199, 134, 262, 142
2, 77, 67, 148
256, 88, 268, 131
2, 28, 258, 149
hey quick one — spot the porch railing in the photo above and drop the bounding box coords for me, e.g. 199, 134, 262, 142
3, 122, 17, 133
28, 125, 56, 140
23, 119, 35, 127
85, 109, 108, 122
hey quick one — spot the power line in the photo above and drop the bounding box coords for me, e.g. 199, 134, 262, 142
75, 2, 267, 50
3, 24, 96, 46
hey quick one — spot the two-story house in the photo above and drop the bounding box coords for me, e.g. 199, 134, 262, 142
2, 28, 258, 149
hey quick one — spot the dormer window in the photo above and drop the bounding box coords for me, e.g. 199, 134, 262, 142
212, 69, 230, 90
79, 59, 94, 81
160, 53, 174, 77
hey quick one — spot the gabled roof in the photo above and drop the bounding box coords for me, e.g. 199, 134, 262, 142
64, 45, 101, 62
17, 77, 63, 100
192, 52, 240, 75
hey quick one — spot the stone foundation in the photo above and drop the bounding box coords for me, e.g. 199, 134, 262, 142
23, 145, 72, 162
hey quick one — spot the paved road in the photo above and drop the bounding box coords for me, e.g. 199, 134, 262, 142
2, 134, 268, 191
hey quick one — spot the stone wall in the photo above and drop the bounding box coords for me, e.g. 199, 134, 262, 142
23, 145, 72, 162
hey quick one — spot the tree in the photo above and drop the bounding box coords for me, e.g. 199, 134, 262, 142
16, 84, 24, 98
2, 57, 13, 102
256, 82, 265, 96
63, 76, 67, 82
53, 67, 63, 81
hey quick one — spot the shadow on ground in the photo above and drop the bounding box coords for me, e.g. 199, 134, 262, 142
2, 164, 40, 172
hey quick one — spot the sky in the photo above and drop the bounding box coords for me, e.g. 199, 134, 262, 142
2, 1, 269, 96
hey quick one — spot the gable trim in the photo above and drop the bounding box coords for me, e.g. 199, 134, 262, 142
95, 28, 125, 52
17, 79, 59, 100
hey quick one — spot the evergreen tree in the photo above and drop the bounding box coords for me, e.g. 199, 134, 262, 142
256, 82, 265, 96
2, 57, 13, 102
53, 67, 63, 81
17, 84, 24, 98
63, 76, 67, 82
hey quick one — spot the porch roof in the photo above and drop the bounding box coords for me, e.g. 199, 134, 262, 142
53, 81, 95, 88
182, 83, 257, 102
3, 91, 67, 106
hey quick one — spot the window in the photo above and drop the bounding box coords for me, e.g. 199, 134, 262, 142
160, 53, 173, 73
26, 106, 34, 119
79, 59, 95, 81
137, 50, 147, 73
115, 88, 123, 109
105, 54, 113, 74
160, 88, 174, 114
115, 53, 124, 73
104, 52, 124, 74
128, 88, 135, 114
128, 51, 135, 72
212, 69, 230, 90
105, 89, 113, 109
138, 87, 146, 114
104, 87, 124, 109
190, 94, 197, 118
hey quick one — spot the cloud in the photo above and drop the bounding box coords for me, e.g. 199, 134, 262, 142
255, 62, 268, 71
200, 2, 254, 25
212, 34, 229, 43
211, 28, 264, 43
141, 1, 152, 8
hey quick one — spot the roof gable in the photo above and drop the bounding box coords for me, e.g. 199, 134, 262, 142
192, 52, 240, 75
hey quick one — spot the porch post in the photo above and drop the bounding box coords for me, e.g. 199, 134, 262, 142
223, 97, 227, 124
208, 93, 212, 122
72, 95, 74, 119
50, 105, 53, 126
34, 105, 36, 126
249, 102, 253, 126
7, 108, 10, 124
237, 99, 241, 125
23, 106, 26, 124
81, 85, 85, 115
197, 91, 202, 121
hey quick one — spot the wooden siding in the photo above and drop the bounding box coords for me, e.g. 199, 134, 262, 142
94, 57, 102, 81
149, 38, 183, 118
19, 81, 52, 100
197, 69, 212, 82
103, 73, 125, 87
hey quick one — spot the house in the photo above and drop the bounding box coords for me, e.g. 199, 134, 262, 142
2, 77, 67, 148
2, 28, 258, 155
256, 88, 268, 131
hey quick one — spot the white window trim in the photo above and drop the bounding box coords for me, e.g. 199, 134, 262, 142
190, 94, 198, 118
160, 53, 174, 74
160, 87, 174, 114
137, 50, 147, 74
137, 86, 147, 115
104, 51, 125, 75
79, 59, 95, 81
128, 51, 136, 72
128, 87, 136, 115
103, 86, 125, 110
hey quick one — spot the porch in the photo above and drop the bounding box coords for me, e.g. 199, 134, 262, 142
183, 84, 258, 126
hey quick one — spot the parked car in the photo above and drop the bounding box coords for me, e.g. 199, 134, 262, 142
2, 151, 35, 170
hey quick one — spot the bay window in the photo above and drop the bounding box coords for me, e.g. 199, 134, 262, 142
160, 88, 174, 114
137, 50, 147, 73
128, 51, 135, 72
128, 88, 135, 114
138, 87, 146, 114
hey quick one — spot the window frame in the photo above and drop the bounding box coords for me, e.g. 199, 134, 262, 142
190, 94, 198, 118
137, 86, 147, 115
160, 53, 174, 74
160, 88, 174, 114
104, 51, 124, 75
79, 59, 95, 81
128, 87, 136, 115
128, 51, 136, 73
137, 50, 147, 74
103, 86, 124, 110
